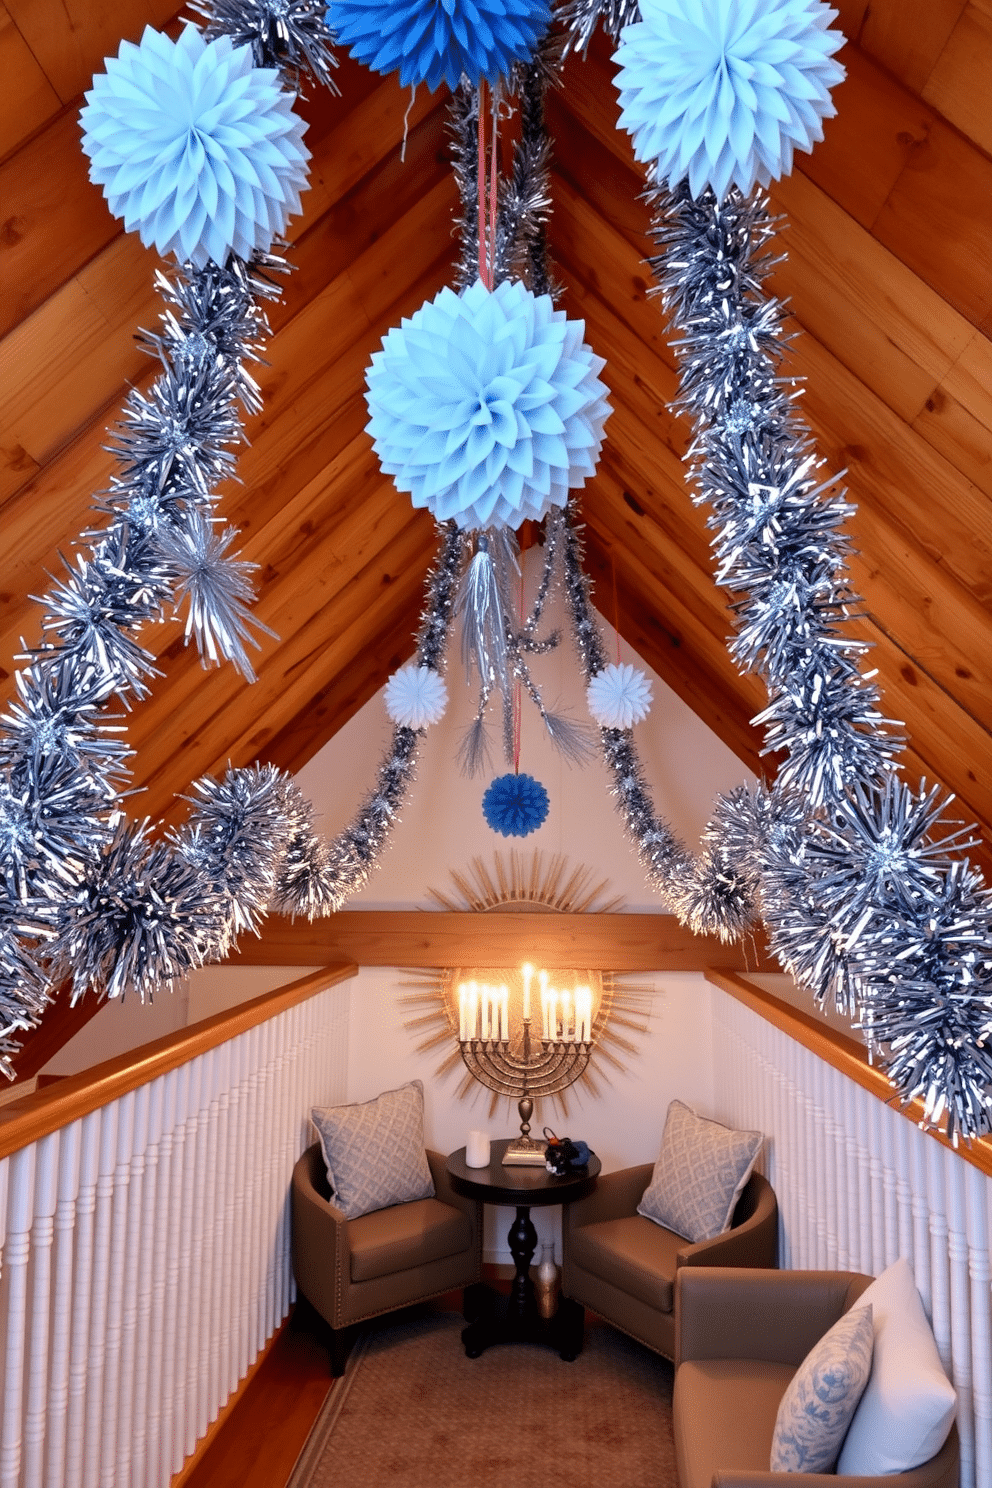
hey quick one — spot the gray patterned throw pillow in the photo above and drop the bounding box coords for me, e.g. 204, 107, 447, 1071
771, 1304, 874, 1472
637, 1099, 762, 1242
311, 1079, 435, 1220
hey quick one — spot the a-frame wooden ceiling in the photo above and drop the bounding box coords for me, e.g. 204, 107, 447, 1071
2, 1, 990, 894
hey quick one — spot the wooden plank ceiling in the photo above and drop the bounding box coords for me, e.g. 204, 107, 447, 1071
1, 3, 990, 940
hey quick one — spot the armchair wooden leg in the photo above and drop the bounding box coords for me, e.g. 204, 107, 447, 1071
329, 1323, 356, 1378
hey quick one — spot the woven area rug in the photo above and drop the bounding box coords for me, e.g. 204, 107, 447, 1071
287, 1309, 677, 1488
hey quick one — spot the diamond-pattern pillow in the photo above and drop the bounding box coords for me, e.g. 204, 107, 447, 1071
637, 1100, 762, 1242
311, 1080, 435, 1220
771, 1304, 874, 1472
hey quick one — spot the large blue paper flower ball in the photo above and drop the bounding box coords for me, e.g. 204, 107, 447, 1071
80, 24, 310, 268
615, 0, 846, 201
366, 278, 611, 531
327, 0, 551, 90
483, 773, 549, 836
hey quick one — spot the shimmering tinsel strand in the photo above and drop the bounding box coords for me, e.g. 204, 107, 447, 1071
558, 0, 642, 55
556, 504, 757, 939
649, 181, 992, 1137
0, 7, 320, 1060
195, 0, 340, 93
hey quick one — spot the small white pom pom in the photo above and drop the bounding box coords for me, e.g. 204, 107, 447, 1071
587, 664, 653, 729
384, 664, 448, 729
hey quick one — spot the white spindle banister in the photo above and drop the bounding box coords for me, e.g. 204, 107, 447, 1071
708, 968, 992, 1488
0, 964, 354, 1488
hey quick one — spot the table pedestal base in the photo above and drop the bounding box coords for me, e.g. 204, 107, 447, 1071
460, 1204, 585, 1361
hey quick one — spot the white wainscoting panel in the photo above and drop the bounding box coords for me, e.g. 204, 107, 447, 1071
713, 988, 992, 1488
0, 979, 348, 1487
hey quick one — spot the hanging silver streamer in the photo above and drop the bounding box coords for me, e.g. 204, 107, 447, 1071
557, 0, 642, 55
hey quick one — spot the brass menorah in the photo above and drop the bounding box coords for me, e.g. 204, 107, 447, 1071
458, 971, 594, 1162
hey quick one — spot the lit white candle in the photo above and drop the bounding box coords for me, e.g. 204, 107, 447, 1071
500, 985, 508, 1042
548, 988, 558, 1041
577, 986, 592, 1044
458, 983, 466, 1041
561, 990, 573, 1041
481, 984, 492, 1041
522, 963, 533, 1023
540, 970, 549, 1039
469, 981, 478, 1040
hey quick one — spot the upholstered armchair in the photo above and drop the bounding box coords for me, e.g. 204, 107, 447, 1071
562, 1164, 778, 1361
673, 1268, 959, 1488
291, 1143, 483, 1374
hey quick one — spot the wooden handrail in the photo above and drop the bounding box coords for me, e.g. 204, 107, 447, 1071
0, 963, 357, 1161
706, 968, 992, 1180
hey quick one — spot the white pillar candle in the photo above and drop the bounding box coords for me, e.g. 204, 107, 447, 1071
577, 986, 592, 1044
469, 982, 478, 1040
540, 971, 549, 1039
500, 986, 508, 1042
480, 984, 490, 1041
458, 983, 466, 1041
465, 1130, 491, 1168
522, 963, 533, 1023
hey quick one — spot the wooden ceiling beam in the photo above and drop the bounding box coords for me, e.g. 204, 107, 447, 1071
225, 909, 779, 973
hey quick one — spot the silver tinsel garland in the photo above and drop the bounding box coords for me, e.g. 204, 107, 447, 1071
646, 181, 992, 1138
0, 0, 438, 1075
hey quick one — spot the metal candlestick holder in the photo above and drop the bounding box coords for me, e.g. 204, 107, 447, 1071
458, 1016, 592, 1165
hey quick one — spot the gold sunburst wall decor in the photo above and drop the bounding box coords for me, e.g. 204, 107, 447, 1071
401, 852, 654, 1124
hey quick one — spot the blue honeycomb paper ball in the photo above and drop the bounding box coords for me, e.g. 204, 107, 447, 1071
482, 772, 549, 837
327, 0, 552, 91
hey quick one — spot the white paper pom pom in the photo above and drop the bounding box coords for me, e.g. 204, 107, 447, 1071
80, 24, 310, 268
366, 278, 611, 532
384, 665, 448, 729
587, 663, 653, 728
615, 0, 846, 201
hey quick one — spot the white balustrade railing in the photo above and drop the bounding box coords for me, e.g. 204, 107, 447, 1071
0, 968, 351, 1488
711, 981, 992, 1488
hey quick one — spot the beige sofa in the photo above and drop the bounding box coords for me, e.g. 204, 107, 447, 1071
291, 1143, 482, 1374
562, 1166, 778, 1362
674, 1268, 960, 1488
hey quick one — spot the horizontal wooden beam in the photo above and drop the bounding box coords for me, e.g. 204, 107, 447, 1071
226, 910, 778, 974
0, 964, 356, 1160
706, 968, 992, 1180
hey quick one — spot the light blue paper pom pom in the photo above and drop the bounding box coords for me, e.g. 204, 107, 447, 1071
327, 0, 552, 90
80, 24, 311, 268
615, 0, 846, 201
366, 278, 611, 531
482, 773, 549, 837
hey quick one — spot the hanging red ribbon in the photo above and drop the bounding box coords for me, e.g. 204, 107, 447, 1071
476, 81, 499, 290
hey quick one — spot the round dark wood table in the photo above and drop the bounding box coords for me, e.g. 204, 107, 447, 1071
447, 1137, 601, 1360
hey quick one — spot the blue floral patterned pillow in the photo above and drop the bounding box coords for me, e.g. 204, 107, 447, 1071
771, 1304, 874, 1473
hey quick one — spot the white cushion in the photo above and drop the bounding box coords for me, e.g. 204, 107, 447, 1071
770, 1304, 874, 1473
637, 1100, 762, 1242
311, 1080, 435, 1220
837, 1258, 957, 1474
